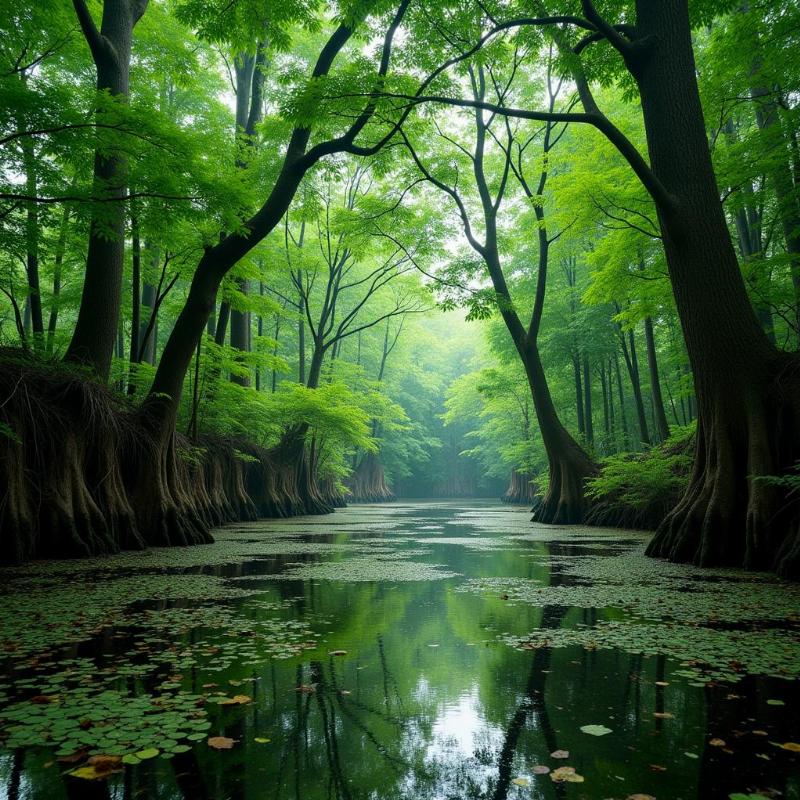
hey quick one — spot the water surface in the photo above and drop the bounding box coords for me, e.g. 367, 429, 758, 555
1, 501, 799, 799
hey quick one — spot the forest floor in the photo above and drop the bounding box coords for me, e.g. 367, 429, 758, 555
0, 501, 799, 799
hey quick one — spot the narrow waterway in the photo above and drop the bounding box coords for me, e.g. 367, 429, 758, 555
1, 502, 798, 799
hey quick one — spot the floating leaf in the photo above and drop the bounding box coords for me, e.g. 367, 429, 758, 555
551, 766, 584, 783
550, 750, 569, 759
208, 736, 235, 750
511, 777, 530, 787
69, 765, 112, 781
580, 724, 612, 736
134, 748, 159, 760
777, 742, 800, 752
219, 695, 252, 706
532, 765, 550, 775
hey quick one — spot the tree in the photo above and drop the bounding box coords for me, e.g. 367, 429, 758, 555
401, 48, 597, 522
65, 0, 149, 378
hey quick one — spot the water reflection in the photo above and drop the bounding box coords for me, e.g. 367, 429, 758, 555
1, 502, 798, 799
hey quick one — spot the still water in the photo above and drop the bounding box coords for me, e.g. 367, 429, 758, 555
0, 501, 798, 800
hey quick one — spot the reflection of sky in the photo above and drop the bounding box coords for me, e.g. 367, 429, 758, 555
412, 682, 507, 798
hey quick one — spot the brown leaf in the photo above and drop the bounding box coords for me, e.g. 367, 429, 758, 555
219, 695, 252, 706
653, 712, 674, 719
207, 736, 236, 750
550, 749, 570, 759
551, 766, 584, 783
709, 738, 726, 747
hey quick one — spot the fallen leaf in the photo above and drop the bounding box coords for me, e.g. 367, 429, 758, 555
30, 695, 58, 705
778, 742, 800, 752
626, 795, 656, 800
511, 777, 530, 787
653, 712, 674, 719
254, 737, 271, 744
654, 681, 669, 686
220, 694, 252, 705
69, 765, 117, 781
87, 755, 122, 771
550, 750, 569, 759
532, 765, 550, 775
709, 738, 726, 747
649, 764, 667, 772
551, 766, 584, 783
328, 650, 348, 656
581, 724, 613, 736
208, 736, 236, 750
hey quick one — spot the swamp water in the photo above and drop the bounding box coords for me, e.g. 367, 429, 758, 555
0, 501, 799, 800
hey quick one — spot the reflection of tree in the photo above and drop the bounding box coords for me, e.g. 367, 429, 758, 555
490, 605, 568, 800
698, 679, 792, 800
268, 653, 411, 800
490, 543, 570, 800
7, 751, 22, 800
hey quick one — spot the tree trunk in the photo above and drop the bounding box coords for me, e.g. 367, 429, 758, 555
21, 132, 44, 342
582, 353, 593, 445
613, 350, 629, 447
619, 325, 651, 447
347, 451, 395, 502
643, 316, 670, 442
631, 0, 800, 576
520, 340, 597, 523
128, 209, 141, 393
572, 352, 585, 434
65, 0, 148, 379
501, 469, 538, 504
47, 205, 71, 354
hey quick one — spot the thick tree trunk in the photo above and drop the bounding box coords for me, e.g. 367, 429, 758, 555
501, 469, 538, 504
643, 316, 670, 442
65, 0, 148, 379
347, 451, 395, 502
631, 0, 800, 576
520, 340, 597, 523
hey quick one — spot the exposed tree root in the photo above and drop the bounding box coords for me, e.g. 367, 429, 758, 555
346, 452, 395, 503
501, 470, 538, 505
532, 451, 598, 525
0, 350, 342, 562
646, 358, 800, 579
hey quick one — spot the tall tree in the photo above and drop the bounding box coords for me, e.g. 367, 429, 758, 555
65, 0, 149, 378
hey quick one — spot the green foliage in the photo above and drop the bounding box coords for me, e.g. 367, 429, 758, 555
587, 426, 695, 511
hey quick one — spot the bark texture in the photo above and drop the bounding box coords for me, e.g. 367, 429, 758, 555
501, 470, 538, 505
347, 452, 395, 503
629, 0, 800, 577
0, 351, 336, 562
